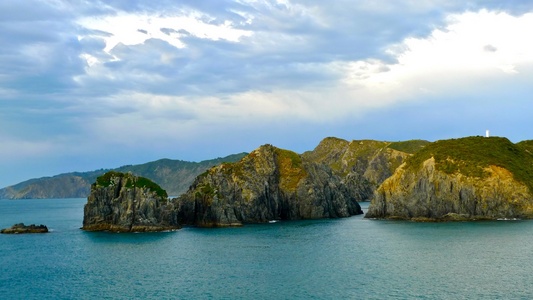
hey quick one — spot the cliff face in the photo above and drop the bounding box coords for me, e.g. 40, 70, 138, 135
302, 137, 417, 202
82, 172, 179, 232
366, 137, 533, 220
176, 144, 364, 227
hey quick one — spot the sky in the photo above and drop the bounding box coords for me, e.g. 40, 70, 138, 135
1, 0, 533, 188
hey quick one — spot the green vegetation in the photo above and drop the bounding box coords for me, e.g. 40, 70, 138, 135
96, 171, 168, 198
405, 136, 533, 192
129, 176, 168, 199
517, 140, 533, 155
388, 140, 430, 154
275, 148, 307, 191
194, 183, 218, 205
96, 171, 124, 186
275, 148, 303, 169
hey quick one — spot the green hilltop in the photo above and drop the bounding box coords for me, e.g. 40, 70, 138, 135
95, 171, 168, 199
405, 136, 533, 193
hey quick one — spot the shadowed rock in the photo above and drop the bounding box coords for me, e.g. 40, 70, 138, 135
1, 223, 48, 234
175, 144, 365, 227
82, 172, 179, 232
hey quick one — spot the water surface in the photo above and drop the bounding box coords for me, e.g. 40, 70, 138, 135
1, 199, 532, 299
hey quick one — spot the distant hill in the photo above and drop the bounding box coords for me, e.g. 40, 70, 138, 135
0, 153, 247, 199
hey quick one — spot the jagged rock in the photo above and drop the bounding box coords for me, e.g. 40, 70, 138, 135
82, 172, 179, 232
302, 137, 418, 202
175, 144, 364, 227
1, 223, 48, 234
366, 137, 533, 221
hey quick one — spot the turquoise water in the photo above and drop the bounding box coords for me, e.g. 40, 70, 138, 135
2, 199, 533, 299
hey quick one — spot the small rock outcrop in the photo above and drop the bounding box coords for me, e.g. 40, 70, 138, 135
175, 144, 364, 227
366, 137, 533, 220
1, 223, 48, 234
82, 172, 179, 232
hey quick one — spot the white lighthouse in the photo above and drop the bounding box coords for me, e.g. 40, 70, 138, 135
486, 130, 490, 138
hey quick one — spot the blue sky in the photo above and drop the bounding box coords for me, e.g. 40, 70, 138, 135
1, 1, 533, 188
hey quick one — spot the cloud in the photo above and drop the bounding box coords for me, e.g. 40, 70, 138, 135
483, 44, 498, 52
1, 1, 533, 187
343, 10, 533, 101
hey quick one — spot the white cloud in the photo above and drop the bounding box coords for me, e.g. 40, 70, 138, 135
77, 11, 252, 55
340, 10, 533, 104
74, 9, 533, 139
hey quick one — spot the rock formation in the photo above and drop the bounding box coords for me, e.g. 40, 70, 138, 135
82, 172, 179, 232
302, 137, 423, 202
177, 144, 367, 227
366, 137, 533, 221
81, 137, 431, 228
1, 223, 48, 234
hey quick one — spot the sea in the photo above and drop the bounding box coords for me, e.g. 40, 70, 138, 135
1, 199, 533, 299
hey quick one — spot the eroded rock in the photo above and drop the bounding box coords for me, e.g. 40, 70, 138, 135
82, 172, 179, 232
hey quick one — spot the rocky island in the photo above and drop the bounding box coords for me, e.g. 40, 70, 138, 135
82, 172, 180, 232
81, 136, 533, 229
366, 136, 533, 221
1, 223, 49, 234
82, 138, 428, 229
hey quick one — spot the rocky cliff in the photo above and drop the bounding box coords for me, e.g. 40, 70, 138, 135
176, 144, 364, 227
82, 172, 179, 232
366, 137, 533, 220
302, 137, 426, 202
173, 138, 426, 227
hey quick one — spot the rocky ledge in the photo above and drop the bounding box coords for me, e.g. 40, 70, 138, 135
1, 223, 49, 234
82, 172, 180, 232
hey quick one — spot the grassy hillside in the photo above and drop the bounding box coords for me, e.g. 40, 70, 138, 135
517, 140, 533, 155
388, 140, 431, 154
405, 136, 533, 192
